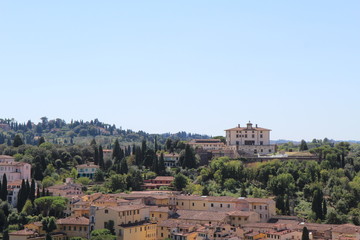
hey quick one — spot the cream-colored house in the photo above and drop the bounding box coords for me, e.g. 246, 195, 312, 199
225, 122, 276, 155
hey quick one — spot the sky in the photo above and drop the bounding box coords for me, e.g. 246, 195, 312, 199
0, 1, 359, 141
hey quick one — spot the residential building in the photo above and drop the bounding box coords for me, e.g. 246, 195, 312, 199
225, 122, 276, 155
0, 155, 31, 181
162, 153, 180, 167
142, 176, 174, 190
56, 216, 90, 239
76, 162, 100, 179
188, 139, 225, 151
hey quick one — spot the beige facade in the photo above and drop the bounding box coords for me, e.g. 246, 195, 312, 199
225, 122, 276, 155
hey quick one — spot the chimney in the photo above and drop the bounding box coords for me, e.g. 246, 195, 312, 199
237, 124, 240, 128
256, 124, 258, 128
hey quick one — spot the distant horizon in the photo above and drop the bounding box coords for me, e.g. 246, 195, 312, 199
1, 116, 359, 143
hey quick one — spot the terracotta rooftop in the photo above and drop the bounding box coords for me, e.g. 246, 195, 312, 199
57, 216, 89, 225
107, 204, 148, 212
176, 210, 228, 222
9, 229, 36, 236
149, 206, 169, 213
332, 224, 360, 234
154, 176, 174, 181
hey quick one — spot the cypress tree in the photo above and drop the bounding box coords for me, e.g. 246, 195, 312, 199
90, 138, 97, 146
154, 136, 158, 152
0, 174, 8, 201
25, 180, 30, 199
132, 144, 136, 155
323, 199, 327, 217
135, 146, 143, 166
36, 187, 41, 199
42, 186, 46, 197
285, 195, 290, 215
99, 145, 104, 169
112, 139, 122, 163
94, 147, 99, 165
17, 180, 26, 212
312, 189, 323, 220
120, 159, 128, 174
299, 140, 308, 151
158, 153, 166, 174
182, 144, 196, 169
141, 140, 147, 160
301, 227, 309, 240
29, 179, 36, 202
152, 156, 159, 174
13, 135, 24, 147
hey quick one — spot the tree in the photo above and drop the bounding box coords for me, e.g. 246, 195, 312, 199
299, 140, 308, 151
94, 169, 105, 182
38, 137, 45, 146
42, 216, 57, 239
322, 199, 327, 217
182, 144, 196, 169
173, 173, 188, 191
312, 189, 323, 220
99, 145, 104, 169
108, 174, 127, 192
301, 227, 309, 240
158, 153, 166, 175
90, 229, 116, 240
29, 179, 36, 202
154, 136, 158, 152
112, 139, 123, 163
119, 159, 128, 174
13, 135, 23, 147
94, 146, 99, 165
0, 174, 7, 201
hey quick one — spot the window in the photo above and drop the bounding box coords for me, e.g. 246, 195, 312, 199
260, 206, 262, 210
105, 209, 108, 214
79, 227, 82, 231
203, 203, 205, 207
228, 204, 230, 208
74, 226, 76, 231
211, 203, 214, 207
269, 149, 272, 152
260, 214, 262, 218
68, 226, 71, 230
220, 204, 223, 208
254, 206, 256, 209
265, 206, 268, 210
260, 134, 263, 138
260, 141, 263, 145
192, 203, 194, 206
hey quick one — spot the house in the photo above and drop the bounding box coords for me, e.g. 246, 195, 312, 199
0, 155, 31, 181
76, 162, 100, 179
9, 229, 66, 240
174, 195, 276, 222
90, 204, 156, 240
142, 176, 174, 190
225, 122, 276, 155
47, 179, 83, 198
56, 216, 90, 239
188, 139, 225, 151
162, 153, 180, 167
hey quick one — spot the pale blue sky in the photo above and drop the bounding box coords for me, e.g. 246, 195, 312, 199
1, 1, 359, 140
